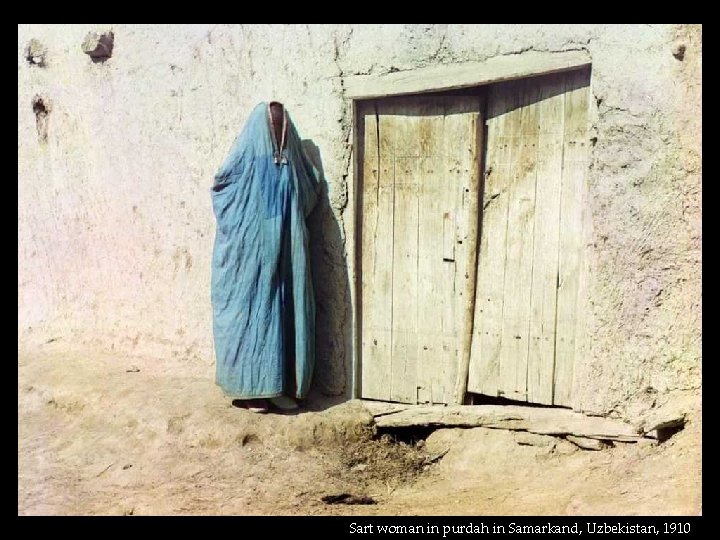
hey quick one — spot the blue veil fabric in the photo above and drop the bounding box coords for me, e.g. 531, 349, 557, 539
210, 102, 320, 399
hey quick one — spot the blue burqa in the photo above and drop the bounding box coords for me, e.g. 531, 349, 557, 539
211, 102, 320, 399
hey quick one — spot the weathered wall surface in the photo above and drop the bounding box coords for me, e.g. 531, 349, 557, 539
18, 24, 701, 420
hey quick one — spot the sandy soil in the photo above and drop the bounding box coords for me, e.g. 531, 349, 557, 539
18, 348, 701, 516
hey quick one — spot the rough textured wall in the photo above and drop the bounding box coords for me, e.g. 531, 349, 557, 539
18, 24, 701, 420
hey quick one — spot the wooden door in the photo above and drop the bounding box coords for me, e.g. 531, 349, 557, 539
467, 69, 590, 407
358, 95, 483, 404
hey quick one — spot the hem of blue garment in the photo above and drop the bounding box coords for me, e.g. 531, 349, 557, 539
221, 390, 286, 400
217, 383, 308, 401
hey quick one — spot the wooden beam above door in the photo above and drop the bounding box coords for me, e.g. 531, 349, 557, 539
343, 50, 591, 99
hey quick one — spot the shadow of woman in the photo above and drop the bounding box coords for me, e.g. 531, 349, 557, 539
301, 139, 353, 412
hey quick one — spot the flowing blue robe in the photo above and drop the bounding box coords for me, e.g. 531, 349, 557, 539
210, 102, 320, 399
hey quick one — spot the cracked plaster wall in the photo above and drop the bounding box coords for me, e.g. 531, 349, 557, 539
18, 24, 700, 421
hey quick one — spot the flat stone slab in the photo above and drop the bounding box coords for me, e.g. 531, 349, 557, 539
360, 400, 411, 417
370, 404, 648, 443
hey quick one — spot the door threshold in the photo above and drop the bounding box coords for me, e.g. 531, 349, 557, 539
358, 400, 652, 443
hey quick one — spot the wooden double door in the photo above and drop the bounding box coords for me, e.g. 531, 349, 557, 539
357, 69, 590, 407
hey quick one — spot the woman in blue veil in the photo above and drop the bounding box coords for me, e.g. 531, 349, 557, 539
210, 102, 321, 412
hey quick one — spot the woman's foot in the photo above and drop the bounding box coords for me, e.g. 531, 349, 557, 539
232, 399, 270, 413
269, 396, 299, 410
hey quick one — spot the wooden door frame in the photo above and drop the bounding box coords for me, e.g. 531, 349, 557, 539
346, 51, 592, 403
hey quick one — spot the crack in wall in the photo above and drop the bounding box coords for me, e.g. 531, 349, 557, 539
336, 40, 595, 81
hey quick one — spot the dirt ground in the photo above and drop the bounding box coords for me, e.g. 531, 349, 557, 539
18, 348, 701, 516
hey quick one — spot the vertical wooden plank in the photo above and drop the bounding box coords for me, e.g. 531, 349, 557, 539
391, 155, 420, 402
569, 74, 592, 411
416, 153, 442, 404
554, 69, 590, 406
359, 103, 394, 400
497, 78, 540, 401
448, 98, 483, 405
415, 100, 446, 404
389, 98, 420, 402
438, 106, 463, 405
526, 74, 566, 404
351, 100, 362, 399
467, 83, 517, 397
